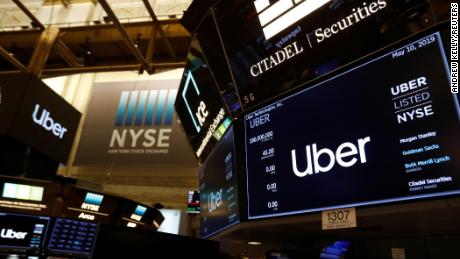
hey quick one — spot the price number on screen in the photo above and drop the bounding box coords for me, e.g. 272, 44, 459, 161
266, 183, 277, 192
262, 148, 275, 157
265, 165, 276, 174
267, 201, 278, 211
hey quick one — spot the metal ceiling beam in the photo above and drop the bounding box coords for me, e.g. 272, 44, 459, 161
0, 46, 29, 73
13, 0, 84, 69
0, 62, 186, 77
12, 0, 45, 29
54, 38, 84, 67
98, 0, 150, 72
142, 0, 178, 60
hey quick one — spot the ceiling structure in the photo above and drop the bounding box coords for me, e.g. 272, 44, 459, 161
0, 0, 192, 77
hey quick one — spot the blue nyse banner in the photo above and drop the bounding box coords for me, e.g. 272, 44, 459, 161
74, 79, 196, 165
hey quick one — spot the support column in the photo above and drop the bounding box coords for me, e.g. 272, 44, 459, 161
28, 26, 60, 77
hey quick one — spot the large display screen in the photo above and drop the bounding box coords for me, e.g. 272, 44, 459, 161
244, 25, 460, 219
200, 126, 240, 238
0, 212, 50, 250
0, 74, 29, 135
213, 0, 435, 109
8, 75, 81, 163
175, 37, 233, 162
47, 218, 98, 256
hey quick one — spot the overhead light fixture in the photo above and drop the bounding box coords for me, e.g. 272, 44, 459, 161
247, 241, 263, 246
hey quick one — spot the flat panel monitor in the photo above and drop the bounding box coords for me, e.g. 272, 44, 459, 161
8, 75, 81, 163
0, 212, 50, 251
47, 218, 98, 257
212, 0, 435, 109
186, 191, 200, 214
174, 37, 233, 162
200, 125, 240, 238
244, 23, 460, 219
0, 178, 62, 216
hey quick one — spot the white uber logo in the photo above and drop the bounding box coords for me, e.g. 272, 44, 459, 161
1, 229, 28, 240
32, 104, 67, 139
291, 136, 371, 177
254, 0, 331, 40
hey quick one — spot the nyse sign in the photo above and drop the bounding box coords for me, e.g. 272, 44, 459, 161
108, 89, 176, 155
74, 79, 196, 165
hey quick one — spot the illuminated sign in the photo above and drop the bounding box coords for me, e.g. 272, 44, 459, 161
110, 89, 175, 151
2, 183, 44, 202
81, 192, 104, 212
32, 104, 68, 139
181, 71, 209, 133
254, 0, 331, 40
0, 229, 28, 240
130, 205, 147, 222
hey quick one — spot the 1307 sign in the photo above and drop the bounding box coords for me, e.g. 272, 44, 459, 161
321, 207, 357, 230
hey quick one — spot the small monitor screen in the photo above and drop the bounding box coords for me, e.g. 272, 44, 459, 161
0, 212, 50, 250
186, 191, 200, 214
2, 182, 44, 202
47, 218, 98, 256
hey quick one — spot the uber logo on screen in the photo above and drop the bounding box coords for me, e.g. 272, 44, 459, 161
181, 71, 209, 133
254, 0, 331, 40
0, 229, 28, 240
291, 136, 371, 177
110, 89, 176, 150
32, 104, 68, 139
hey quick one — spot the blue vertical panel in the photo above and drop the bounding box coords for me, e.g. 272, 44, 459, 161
155, 89, 168, 125
164, 89, 178, 125
125, 91, 139, 126
145, 90, 158, 126
135, 90, 149, 126
115, 91, 129, 126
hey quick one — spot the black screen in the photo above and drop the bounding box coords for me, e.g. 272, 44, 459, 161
200, 126, 240, 238
175, 38, 233, 162
244, 27, 460, 219
0, 212, 50, 250
0, 74, 29, 135
8, 75, 81, 163
213, 0, 435, 109
47, 218, 98, 256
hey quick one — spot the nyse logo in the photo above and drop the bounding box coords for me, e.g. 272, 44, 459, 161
291, 137, 371, 177
81, 192, 103, 212
110, 89, 176, 149
254, 0, 331, 40
130, 205, 147, 221
32, 104, 68, 139
0, 229, 28, 240
182, 71, 209, 133
207, 189, 223, 213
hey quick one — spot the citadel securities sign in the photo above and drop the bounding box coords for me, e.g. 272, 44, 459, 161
212, 0, 434, 109
74, 79, 196, 165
